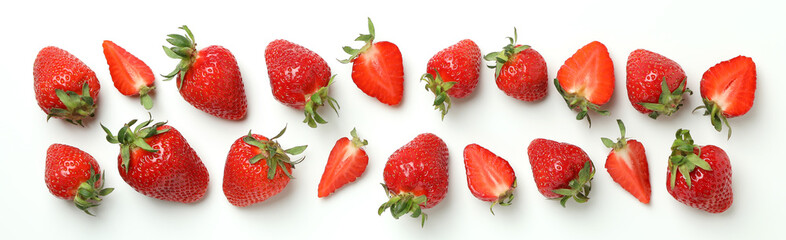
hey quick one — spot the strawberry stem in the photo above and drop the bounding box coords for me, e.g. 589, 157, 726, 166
668, 129, 712, 189
600, 119, 628, 151
489, 179, 516, 215
303, 76, 340, 128
694, 98, 732, 139
484, 27, 531, 78
421, 70, 456, 120
243, 126, 307, 179
73, 166, 113, 216
101, 113, 169, 173
162, 25, 198, 89
47, 82, 96, 126
551, 161, 595, 207
638, 77, 692, 119
554, 78, 609, 127
378, 183, 428, 227
339, 18, 376, 64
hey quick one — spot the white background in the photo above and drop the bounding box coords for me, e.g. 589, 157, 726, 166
1, 0, 783, 239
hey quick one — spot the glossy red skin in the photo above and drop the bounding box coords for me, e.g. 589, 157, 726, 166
352, 41, 404, 106
223, 134, 292, 207
427, 39, 482, 99
528, 138, 593, 198
556, 41, 615, 105
626, 49, 686, 114
667, 145, 733, 213
384, 133, 448, 209
33, 46, 100, 116
102, 40, 155, 96
118, 125, 209, 203
318, 137, 369, 198
464, 144, 515, 202
265, 39, 331, 109
700, 56, 756, 117
45, 144, 101, 200
606, 140, 651, 203
497, 47, 548, 102
177, 45, 247, 120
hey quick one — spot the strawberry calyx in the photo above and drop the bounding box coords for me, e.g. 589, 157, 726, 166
339, 18, 376, 64
554, 78, 609, 127
421, 70, 457, 120
378, 184, 428, 227
601, 119, 629, 151
349, 128, 368, 148
74, 166, 114, 216
47, 82, 96, 126
639, 78, 692, 119
161, 25, 197, 89
101, 113, 169, 173
551, 161, 595, 207
669, 129, 712, 189
484, 27, 531, 78
693, 98, 732, 139
303, 76, 340, 128
243, 126, 308, 179
489, 179, 516, 215
139, 85, 155, 110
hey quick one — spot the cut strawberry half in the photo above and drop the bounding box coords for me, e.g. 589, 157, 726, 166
340, 18, 404, 106
555, 41, 615, 126
695, 55, 756, 139
464, 144, 516, 215
318, 128, 369, 198
102, 40, 156, 109
601, 120, 650, 203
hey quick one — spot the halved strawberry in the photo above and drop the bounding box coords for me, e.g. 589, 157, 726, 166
695, 56, 756, 138
555, 41, 615, 126
102, 40, 156, 109
318, 128, 369, 198
340, 18, 404, 106
601, 119, 650, 203
463, 144, 516, 214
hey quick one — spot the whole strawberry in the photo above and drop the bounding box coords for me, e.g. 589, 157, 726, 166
102, 115, 209, 203
485, 28, 548, 102
464, 144, 516, 214
555, 41, 614, 126
223, 127, 307, 207
340, 18, 404, 106
45, 144, 113, 215
162, 25, 247, 120
33, 46, 100, 126
695, 56, 756, 138
666, 129, 733, 213
527, 138, 595, 207
626, 49, 690, 119
421, 39, 482, 118
601, 119, 650, 203
379, 133, 448, 227
265, 39, 339, 128
102, 40, 156, 110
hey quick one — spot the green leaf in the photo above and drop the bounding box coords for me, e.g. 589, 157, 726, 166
141, 94, 153, 110
600, 137, 615, 148
162, 46, 181, 59
687, 154, 711, 171
166, 34, 191, 48
248, 154, 264, 164
285, 145, 308, 155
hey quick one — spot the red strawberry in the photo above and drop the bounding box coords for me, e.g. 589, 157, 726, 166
102, 115, 209, 203
33, 46, 100, 126
666, 129, 733, 213
223, 127, 307, 207
162, 25, 247, 120
626, 49, 690, 119
601, 119, 650, 203
463, 144, 516, 214
485, 28, 548, 102
421, 39, 482, 118
527, 138, 595, 207
379, 133, 448, 227
265, 39, 339, 128
696, 56, 756, 138
45, 144, 113, 215
555, 41, 615, 126
318, 128, 369, 198
102, 40, 156, 110
340, 18, 404, 106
